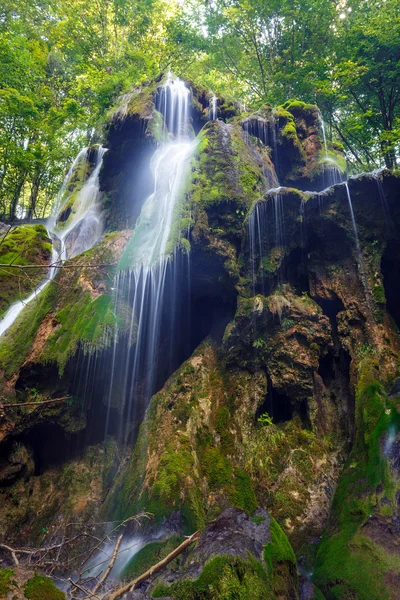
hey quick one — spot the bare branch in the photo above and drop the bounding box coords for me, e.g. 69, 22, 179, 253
90, 535, 123, 597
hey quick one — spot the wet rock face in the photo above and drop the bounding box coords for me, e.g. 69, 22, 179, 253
190, 508, 270, 566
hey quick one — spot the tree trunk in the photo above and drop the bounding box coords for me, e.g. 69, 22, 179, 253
9, 173, 26, 221
27, 172, 42, 219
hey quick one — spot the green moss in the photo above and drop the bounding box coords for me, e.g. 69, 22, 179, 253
281, 100, 318, 117
373, 284, 386, 304
152, 554, 271, 599
230, 469, 257, 514
41, 292, 116, 373
264, 516, 296, 573
201, 447, 232, 489
0, 224, 51, 318
0, 281, 57, 377
0, 568, 16, 596
313, 359, 400, 599
122, 536, 183, 581
24, 575, 65, 600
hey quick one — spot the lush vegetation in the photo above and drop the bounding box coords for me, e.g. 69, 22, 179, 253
0, 0, 398, 221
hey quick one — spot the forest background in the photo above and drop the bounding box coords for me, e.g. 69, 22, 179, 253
0, 0, 399, 220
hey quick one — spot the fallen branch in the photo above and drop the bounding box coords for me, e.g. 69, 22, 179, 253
1, 396, 70, 408
68, 578, 101, 600
104, 530, 201, 600
0, 543, 20, 565
90, 535, 123, 597
0, 263, 116, 270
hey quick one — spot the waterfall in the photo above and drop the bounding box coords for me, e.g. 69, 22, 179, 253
102, 75, 195, 442
0, 146, 106, 337
54, 146, 107, 260
209, 93, 217, 121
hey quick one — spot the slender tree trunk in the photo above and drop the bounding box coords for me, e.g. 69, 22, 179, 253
27, 171, 42, 219
9, 172, 26, 221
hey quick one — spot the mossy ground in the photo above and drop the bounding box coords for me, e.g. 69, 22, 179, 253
23, 574, 65, 600
0, 568, 16, 596
0, 224, 51, 318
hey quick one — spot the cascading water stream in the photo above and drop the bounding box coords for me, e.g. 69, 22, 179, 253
209, 93, 217, 121
344, 182, 372, 311
0, 146, 106, 337
318, 112, 344, 189
102, 76, 195, 443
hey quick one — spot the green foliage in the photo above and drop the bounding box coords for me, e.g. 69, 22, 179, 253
24, 575, 65, 600
152, 554, 271, 599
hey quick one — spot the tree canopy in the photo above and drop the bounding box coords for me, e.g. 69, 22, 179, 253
0, 0, 399, 219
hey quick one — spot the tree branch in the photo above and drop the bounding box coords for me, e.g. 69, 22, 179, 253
104, 531, 201, 600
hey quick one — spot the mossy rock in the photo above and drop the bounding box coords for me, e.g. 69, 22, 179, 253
24, 575, 65, 600
152, 554, 272, 600
121, 535, 184, 581
313, 358, 400, 599
0, 224, 51, 318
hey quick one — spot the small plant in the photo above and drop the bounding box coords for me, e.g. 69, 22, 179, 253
281, 318, 295, 331
253, 337, 266, 349
258, 413, 274, 427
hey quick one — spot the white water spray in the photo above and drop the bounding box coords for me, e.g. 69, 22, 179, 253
0, 147, 106, 337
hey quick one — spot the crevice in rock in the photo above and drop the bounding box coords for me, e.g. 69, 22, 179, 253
317, 347, 354, 441
381, 240, 400, 329
256, 375, 308, 425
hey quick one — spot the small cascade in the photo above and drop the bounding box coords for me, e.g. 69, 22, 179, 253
0, 146, 106, 337
54, 146, 107, 260
372, 169, 392, 229
242, 117, 280, 188
383, 424, 397, 457
157, 73, 190, 139
209, 93, 218, 121
102, 75, 195, 442
248, 203, 264, 295
318, 112, 344, 189
247, 188, 287, 292
344, 182, 372, 308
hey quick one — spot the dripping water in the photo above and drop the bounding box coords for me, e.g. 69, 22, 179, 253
344, 182, 372, 310
318, 112, 344, 189
209, 93, 217, 121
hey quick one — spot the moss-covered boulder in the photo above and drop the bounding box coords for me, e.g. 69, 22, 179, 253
313, 357, 400, 600
0, 224, 51, 318
148, 508, 298, 600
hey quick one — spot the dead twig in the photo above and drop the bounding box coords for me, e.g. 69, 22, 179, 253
68, 578, 101, 600
103, 530, 201, 600
89, 534, 123, 597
